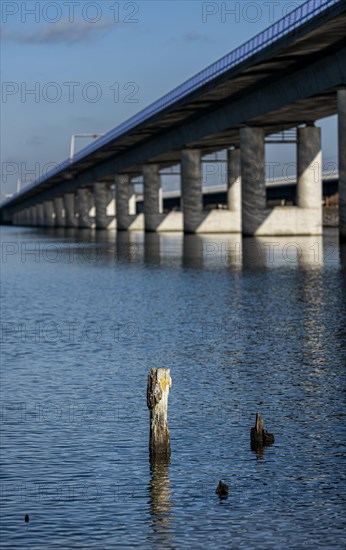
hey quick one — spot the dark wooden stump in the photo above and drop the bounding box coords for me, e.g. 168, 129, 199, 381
215, 480, 228, 496
250, 413, 275, 451
147, 368, 172, 458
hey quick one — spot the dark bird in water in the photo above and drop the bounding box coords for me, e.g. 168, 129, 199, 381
215, 480, 228, 496
24, 514, 29, 523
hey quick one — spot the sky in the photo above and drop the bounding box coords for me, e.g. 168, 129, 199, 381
0, 0, 338, 198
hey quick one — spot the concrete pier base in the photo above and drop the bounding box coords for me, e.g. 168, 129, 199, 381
297, 126, 322, 210
241, 125, 322, 236
36, 204, 44, 227
23, 208, 31, 226
64, 193, 78, 228
107, 192, 116, 229
94, 182, 115, 229
43, 201, 55, 227
143, 164, 165, 232
296, 125, 322, 232
116, 174, 143, 231
227, 147, 241, 232
181, 149, 203, 233
180, 148, 242, 234
54, 197, 65, 227
241, 127, 266, 236
338, 89, 346, 241
30, 206, 37, 226
77, 189, 93, 228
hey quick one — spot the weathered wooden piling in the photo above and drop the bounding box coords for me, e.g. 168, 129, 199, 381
250, 413, 275, 450
147, 368, 172, 458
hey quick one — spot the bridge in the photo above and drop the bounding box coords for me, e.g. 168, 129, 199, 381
1, 0, 345, 238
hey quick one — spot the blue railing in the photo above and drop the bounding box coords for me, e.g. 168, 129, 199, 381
5, 0, 341, 204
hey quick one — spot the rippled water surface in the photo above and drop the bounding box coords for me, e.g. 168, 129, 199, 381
1, 226, 345, 549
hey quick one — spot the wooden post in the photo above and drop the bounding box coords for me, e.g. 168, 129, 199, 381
147, 368, 172, 458
215, 480, 228, 497
250, 412, 275, 450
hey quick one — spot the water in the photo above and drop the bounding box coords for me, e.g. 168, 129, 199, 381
1, 226, 345, 549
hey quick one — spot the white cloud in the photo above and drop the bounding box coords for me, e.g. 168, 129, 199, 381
1, 20, 118, 45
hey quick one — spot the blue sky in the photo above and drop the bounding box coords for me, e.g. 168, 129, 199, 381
1, 0, 337, 198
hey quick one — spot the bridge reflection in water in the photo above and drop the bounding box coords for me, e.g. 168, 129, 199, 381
11, 227, 343, 270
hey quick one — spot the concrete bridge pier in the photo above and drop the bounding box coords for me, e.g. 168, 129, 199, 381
63, 193, 78, 228
26, 208, 32, 226
143, 164, 164, 232
17, 210, 24, 226
94, 182, 115, 229
241, 125, 322, 236
181, 147, 242, 234
227, 147, 242, 231
37, 204, 44, 227
43, 201, 55, 227
77, 188, 94, 228
241, 127, 266, 236
181, 149, 203, 233
296, 125, 322, 232
22, 208, 30, 226
54, 197, 65, 227
107, 186, 116, 229
116, 174, 142, 230
30, 206, 37, 226
338, 89, 346, 241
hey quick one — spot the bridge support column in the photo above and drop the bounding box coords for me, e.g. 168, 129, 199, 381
226, 147, 242, 232
227, 148, 241, 212
296, 125, 322, 233
94, 182, 112, 229
26, 208, 32, 226
30, 206, 37, 226
54, 197, 65, 227
338, 89, 346, 241
64, 193, 77, 228
241, 127, 266, 235
143, 164, 164, 232
107, 187, 116, 229
116, 174, 138, 230
297, 126, 322, 210
22, 209, 29, 226
240, 125, 322, 235
36, 204, 44, 227
43, 201, 55, 227
181, 149, 203, 233
77, 189, 93, 228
